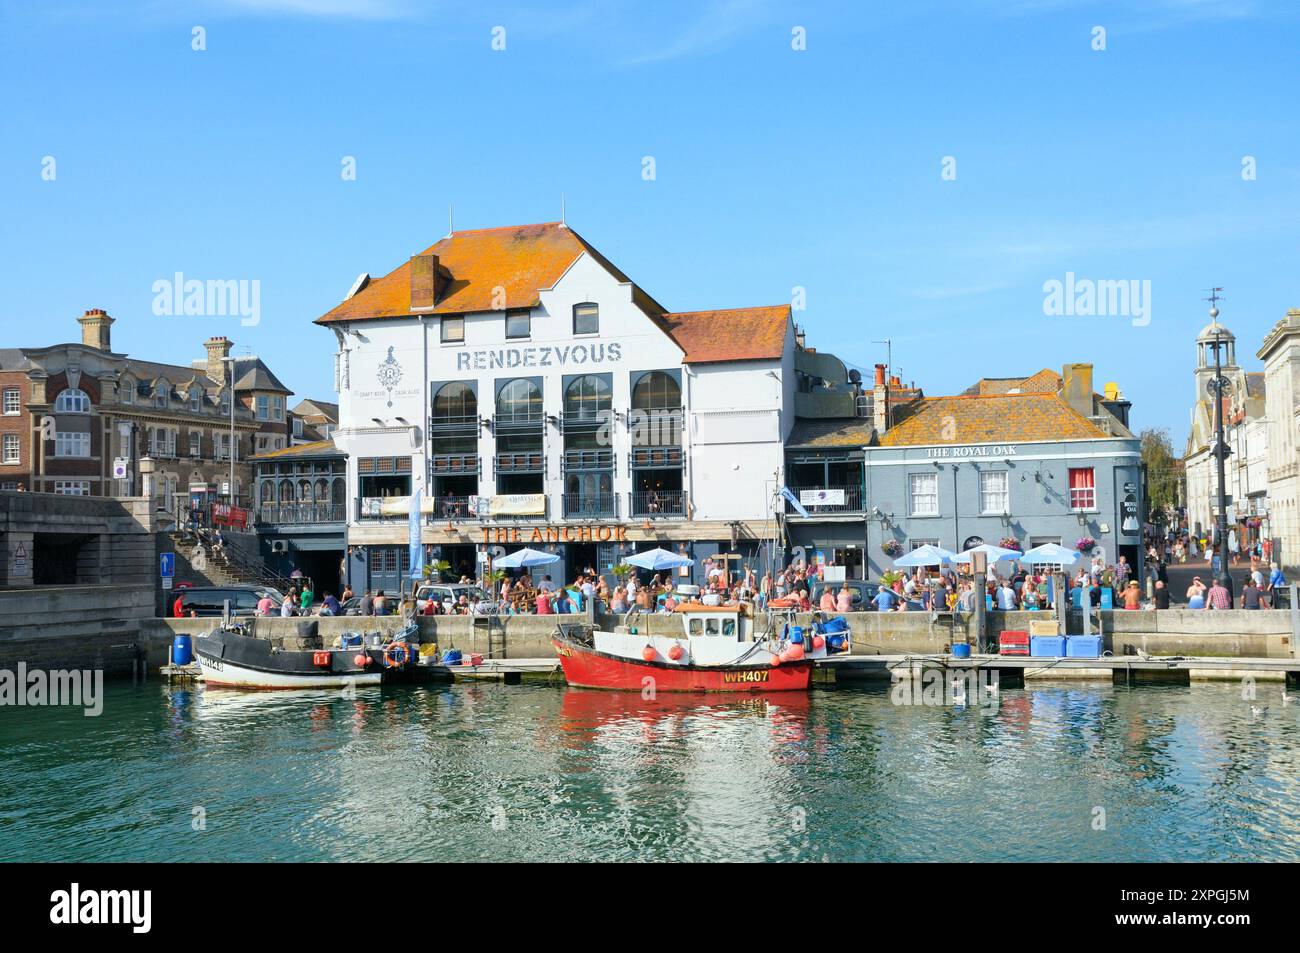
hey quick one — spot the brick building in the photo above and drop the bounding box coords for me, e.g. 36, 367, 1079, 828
0, 309, 291, 517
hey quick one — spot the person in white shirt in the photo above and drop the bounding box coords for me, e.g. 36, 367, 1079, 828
996, 583, 1018, 611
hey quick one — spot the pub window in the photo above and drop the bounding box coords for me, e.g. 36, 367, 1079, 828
505, 309, 530, 340
573, 302, 599, 335
908, 472, 939, 517
1068, 468, 1096, 510
432, 381, 477, 424
441, 316, 465, 344
979, 471, 1009, 514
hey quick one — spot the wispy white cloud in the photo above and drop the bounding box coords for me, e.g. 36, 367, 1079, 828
210, 0, 416, 18
622, 0, 778, 66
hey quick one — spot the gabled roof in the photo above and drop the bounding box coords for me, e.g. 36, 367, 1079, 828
315, 222, 667, 324
293, 398, 339, 422
961, 368, 1061, 396
658, 305, 791, 364
878, 393, 1109, 447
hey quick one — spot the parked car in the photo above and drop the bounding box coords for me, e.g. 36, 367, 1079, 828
414, 583, 487, 613
172, 585, 286, 618
810, 579, 881, 611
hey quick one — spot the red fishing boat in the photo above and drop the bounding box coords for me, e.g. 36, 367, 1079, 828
552, 604, 849, 693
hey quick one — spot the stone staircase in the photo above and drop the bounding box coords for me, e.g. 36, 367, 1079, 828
166, 531, 287, 590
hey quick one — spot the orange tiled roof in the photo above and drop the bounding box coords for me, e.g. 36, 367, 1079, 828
964, 368, 1061, 396
658, 306, 790, 364
315, 221, 789, 364
316, 222, 634, 323
878, 393, 1108, 447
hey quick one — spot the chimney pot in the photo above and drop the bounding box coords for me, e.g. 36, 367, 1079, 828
77, 308, 114, 350
874, 363, 886, 386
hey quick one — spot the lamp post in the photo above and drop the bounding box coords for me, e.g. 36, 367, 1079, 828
1205, 290, 1233, 600
223, 357, 236, 507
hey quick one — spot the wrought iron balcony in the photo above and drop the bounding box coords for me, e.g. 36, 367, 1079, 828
495, 451, 545, 475
629, 446, 683, 469
630, 490, 687, 519
429, 453, 480, 475
783, 485, 864, 515
563, 448, 614, 472
259, 502, 346, 525
563, 492, 618, 519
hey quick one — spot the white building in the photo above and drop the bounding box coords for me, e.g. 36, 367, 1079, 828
1257, 309, 1300, 573
316, 221, 811, 592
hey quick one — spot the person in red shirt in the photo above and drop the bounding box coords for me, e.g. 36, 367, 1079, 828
536, 590, 553, 615
173, 594, 185, 618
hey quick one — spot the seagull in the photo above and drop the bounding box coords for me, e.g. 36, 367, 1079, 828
1136, 648, 1152, 660
1251, 705, 1269, 716
1283, 690, 1295, 706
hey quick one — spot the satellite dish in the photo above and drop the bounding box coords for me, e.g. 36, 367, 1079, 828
346, 273, 370, 300
848, 369, 862, 384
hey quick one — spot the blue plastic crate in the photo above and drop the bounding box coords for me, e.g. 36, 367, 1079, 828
1066, 635, 1102, 658
1030, 635, 1066, 657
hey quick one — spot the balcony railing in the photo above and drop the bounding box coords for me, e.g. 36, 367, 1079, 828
630, 490, 686, 519
495, 451, 545, 475
493, 409, 546, 431
560, 410, 612, 433
259, 502, 346, 525
630, 446, 683, 469
783, 485, 864, 515
426, 495, 476, 521
563, 492, 618, 519
428, 413, 479, 430
429, 453, 480, 475
563, 448, 614, 471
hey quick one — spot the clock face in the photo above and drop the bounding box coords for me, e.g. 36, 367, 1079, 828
1205, 375, 1233, 397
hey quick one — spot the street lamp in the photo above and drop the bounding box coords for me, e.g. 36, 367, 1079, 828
1204, 289, 1234, 599
223, 356, 236, 506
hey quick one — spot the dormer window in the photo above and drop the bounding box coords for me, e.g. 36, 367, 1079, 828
155, 381, 169, 408
121, 377, 135, 404
219, 390, 231, 416
573, 302, 599, 335
189, 388, 201, 413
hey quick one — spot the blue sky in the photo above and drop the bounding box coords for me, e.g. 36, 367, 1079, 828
3, 0, 1297, 447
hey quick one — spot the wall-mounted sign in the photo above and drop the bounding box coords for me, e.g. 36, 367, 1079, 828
454, 342, 624, 373
926, 445, 1019, 459
482, 525, 630, 544
471, 494, 546, 518
12, 543, 28, 577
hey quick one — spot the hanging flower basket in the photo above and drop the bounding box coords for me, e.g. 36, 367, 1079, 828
881, 539, 903, 557
998, 537, 1022, 552
1076, 536, 1097, 553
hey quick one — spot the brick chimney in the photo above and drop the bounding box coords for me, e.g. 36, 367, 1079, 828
873, 370, 889, 434
410, 254, 441, 311
1061, 362, 1094, 418
205, 336, 233, 383
77, 308, 114, 351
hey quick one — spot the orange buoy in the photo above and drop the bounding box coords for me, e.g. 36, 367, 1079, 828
642, 645, 657, 662
668, 645, 684, 661
783, 643, 806, 662
770, 654, 782, 666
812, 635, 825, 650
353, 654, 368, 667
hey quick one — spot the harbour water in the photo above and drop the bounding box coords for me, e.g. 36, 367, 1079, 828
2, 679, 1298, 862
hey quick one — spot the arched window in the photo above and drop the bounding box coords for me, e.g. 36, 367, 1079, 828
278, 479, 293, 503
331, 478, 345, 506
432, 382, 477, 423
564, 375, 611, 420
219, 389, 231, 416
188, 387, 202, 413
154, 380, 170, 408
496, 379, 542, 421
120, 377, 135, 404
54, 389, 91, 413
631, 372, 680, 410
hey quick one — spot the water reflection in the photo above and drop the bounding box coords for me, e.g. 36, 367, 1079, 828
0, 679, 1298, 861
